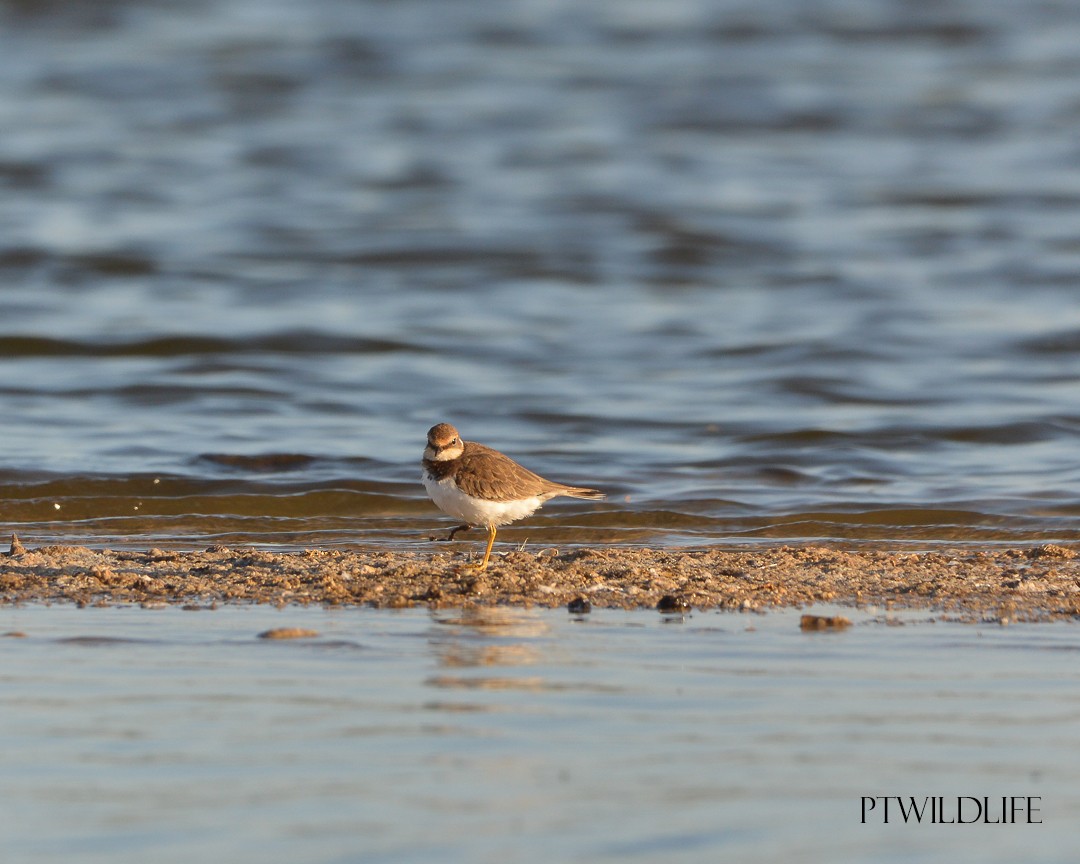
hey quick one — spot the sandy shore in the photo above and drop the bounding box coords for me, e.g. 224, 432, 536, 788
3, 535, 1080, 622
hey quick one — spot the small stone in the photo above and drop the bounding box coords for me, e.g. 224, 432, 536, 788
657, 594, 691, 613
1027, 544, 1076, 560
257, 627, 320, 640
567, 596, 591, 614
799, 614, 852, 631
7, 534, 26, 556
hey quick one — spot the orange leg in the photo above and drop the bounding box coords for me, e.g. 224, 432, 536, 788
475, 524, 497, 570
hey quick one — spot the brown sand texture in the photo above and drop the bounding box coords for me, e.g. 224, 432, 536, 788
3, 536, 1080, 622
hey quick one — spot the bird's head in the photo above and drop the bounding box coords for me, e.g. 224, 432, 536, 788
424, 423, 465, 461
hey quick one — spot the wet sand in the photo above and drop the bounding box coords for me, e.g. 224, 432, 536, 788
3, 535, 1079, 622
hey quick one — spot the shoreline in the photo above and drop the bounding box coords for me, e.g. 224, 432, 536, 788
3, 537, 1079, 621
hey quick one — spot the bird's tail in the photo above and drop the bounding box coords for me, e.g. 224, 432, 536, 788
559, 485, 605, 501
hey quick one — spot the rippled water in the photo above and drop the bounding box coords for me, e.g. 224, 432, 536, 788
2, 605, 1076, 864
3, 0, 1080, 547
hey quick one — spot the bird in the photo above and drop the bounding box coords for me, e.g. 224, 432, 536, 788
421, 422, 604, 569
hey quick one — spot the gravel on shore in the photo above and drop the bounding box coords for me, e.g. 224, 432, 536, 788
4, 536, 1080, 622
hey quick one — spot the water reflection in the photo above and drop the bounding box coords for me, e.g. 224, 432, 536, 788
426, 608, 547, 695
430, 606, 551, 641
2, 606, 1077, 864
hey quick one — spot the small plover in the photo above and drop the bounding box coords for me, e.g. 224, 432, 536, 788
422, 423, 604, 569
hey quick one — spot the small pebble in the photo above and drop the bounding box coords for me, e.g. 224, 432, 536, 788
567, 596, 591, 614
257, 627, 320, 640
657, 594, 691, 613
799, 614, 852, 631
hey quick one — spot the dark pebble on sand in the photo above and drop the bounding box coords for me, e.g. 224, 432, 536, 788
657, 595, 691, 613
257, 627, 320, 640
799, 614, 852, 630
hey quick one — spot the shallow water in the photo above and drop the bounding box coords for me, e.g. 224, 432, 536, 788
3, 0, 1080, 547
0, 605, 1076, 863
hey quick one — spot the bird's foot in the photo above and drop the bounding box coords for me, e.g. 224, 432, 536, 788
430, 524, 473, 542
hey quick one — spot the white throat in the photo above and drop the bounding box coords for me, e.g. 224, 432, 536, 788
425, 444, 463, 461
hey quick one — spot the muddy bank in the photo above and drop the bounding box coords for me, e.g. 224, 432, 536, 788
3, 536, 1080, 621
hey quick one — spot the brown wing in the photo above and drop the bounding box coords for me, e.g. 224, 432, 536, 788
426, 441, 604, 503
452, 442, 557, 501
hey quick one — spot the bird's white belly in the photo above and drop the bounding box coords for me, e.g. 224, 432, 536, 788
423, 473, 544, 527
